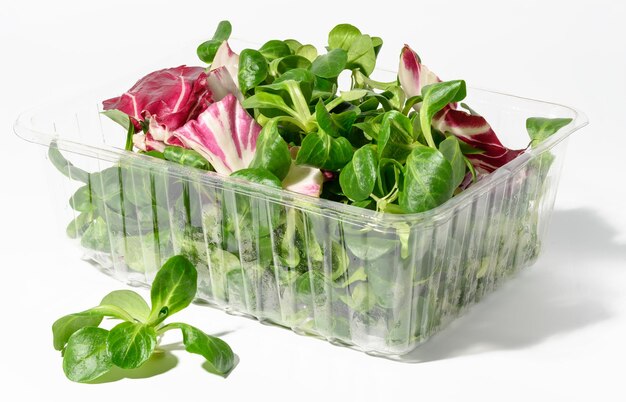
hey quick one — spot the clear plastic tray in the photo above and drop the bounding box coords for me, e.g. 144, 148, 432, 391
15, 85, 587, 356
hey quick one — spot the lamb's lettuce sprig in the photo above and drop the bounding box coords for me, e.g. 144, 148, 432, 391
53, 255, 235, 382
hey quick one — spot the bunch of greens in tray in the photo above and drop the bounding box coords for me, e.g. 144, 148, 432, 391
48, 21, 575, 354
98, 21, 572, 214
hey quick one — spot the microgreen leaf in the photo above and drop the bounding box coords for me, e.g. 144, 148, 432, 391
328, 24, 362, 51
149, 255, 197, 320
100, 290, 151, 323
249, 118, 292, 180
296, 131, 330, 167
346, 34, 376, 76
420, 80, 467, 148
52, 314, 103, 351
526, 117, 573, 147
48, 142, 90, 184
310, 49, 348, 79
160, 323, 235, 376
399, 145, 455, 213
101, 109, 130, 130
339, 145, 378, 201
163, 146, 212, 171
439, 136, 467, 189
197, 20, 232, 63
63, 327, 112, 383
107, 322, 157, 369
259, 40, 292, 61
238, 49, 269, 93
231, 168, 282, 188
295, 44, 318, 62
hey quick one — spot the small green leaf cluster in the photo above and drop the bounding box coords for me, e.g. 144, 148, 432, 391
53, 255, 235, 382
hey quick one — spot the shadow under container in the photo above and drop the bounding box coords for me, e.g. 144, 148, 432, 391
15, 88, 587, 357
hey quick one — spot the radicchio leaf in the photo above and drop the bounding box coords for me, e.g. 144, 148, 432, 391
433, 109, 523, 173
103, 66, 210, 132
398, 45, 440, 101
282, 162, 324, 198
210, 41, 239, 88
206, 66, 244, 103
398, 44, 522, 172
173, 94, 260, 175
132, 133, 166, 153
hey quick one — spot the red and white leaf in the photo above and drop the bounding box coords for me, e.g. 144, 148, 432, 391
206, 66, 244, 103
210, 41, 239, 87
398, 45, 439, 99
173, 94, 260, 175
282, 162, 324, 198
434, 109, 523, 172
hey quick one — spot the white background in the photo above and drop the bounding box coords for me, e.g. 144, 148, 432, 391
2, 1, 625, 400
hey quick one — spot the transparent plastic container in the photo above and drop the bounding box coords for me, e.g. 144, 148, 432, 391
15, 86, 587, 356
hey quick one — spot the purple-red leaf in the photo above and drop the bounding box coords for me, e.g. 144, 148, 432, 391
398, 44, 523, 172
103, 66, 212, 134
434, 109, 523, 173
398, 45, 440, 100
173, 94, 260, 175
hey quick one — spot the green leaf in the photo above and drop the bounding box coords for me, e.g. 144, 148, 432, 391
328, 24, 362, 51
295, 44, 318, 62
162, 323, 235, 375
259, 40, 292, 61
249, 119, 292, 180
197, 40, 223, 64
230, 168, 282, 188
526, 117, 573, 147
163, 146, 212, 170
310, 49, 348, 79
238, 49, 268, 93
399, 145, 455, 213
377, 110, 414, 163
340, 89, 368, 102
66, 211, 94, 239
346, 34, 376, 76
273, 68, 315, 101
197, 21, 232, 63
63, 327, 112, 383
48, 142, 90, 184
339, 145, 378, 201
326, 137, 354, 170
80, 217, 111, 252
212, 20, 232, 41
52, 314, 103, 351
420, 80, 467, 148
241, 91, 294, 116
150, 255, 197, 320
371, 36, 383, 55
315, 99, 338, 137
101, 109, 130, 129
269, 55, 312, 76
69, 185, 93, 212
107, 322, 157, 369
283, 39, 302, 53
100, 290, 150, 323
296, 131, 330, 167
439, 136, 466, 189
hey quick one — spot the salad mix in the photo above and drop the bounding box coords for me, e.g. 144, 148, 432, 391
50, 21, 574, 355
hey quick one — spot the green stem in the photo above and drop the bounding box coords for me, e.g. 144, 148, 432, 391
125, 120, 135, 151
286, 81, 312, 122
353, 70, 396, 91
325, 97, 345, 112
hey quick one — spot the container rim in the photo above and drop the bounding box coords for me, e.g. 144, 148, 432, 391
14, 87, 588, 228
